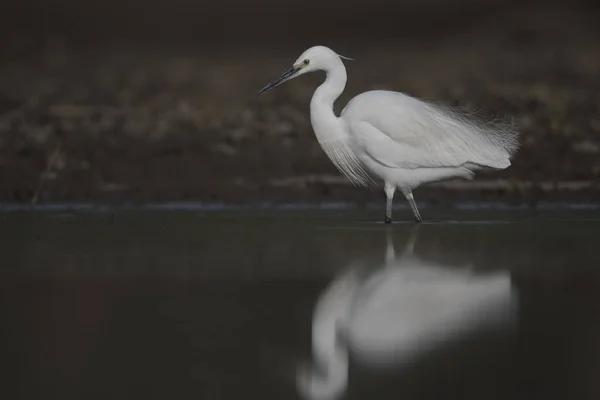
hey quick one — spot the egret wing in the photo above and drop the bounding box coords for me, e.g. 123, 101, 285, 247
342, 91, 519, 170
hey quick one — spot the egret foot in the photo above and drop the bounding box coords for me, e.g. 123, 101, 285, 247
384, 216, 392, 224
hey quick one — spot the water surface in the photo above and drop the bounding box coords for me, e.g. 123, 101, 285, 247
1, 209, 599, 400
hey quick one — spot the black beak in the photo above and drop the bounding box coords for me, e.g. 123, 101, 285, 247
256, 66, 301, 97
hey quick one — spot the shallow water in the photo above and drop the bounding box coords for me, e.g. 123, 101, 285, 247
1, 208, 599, 400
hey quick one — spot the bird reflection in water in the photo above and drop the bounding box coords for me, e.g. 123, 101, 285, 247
296, 227, 518, 400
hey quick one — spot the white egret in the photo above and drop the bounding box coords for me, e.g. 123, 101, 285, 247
257, 46, 520, 223
296, 229, 517, 400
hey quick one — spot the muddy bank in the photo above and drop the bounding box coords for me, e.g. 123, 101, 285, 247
1, 5, 600, 206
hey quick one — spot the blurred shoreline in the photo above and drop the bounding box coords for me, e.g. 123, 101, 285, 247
1, 3, 600, 205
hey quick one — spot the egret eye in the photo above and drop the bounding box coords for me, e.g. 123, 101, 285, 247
303, 59, 310, 65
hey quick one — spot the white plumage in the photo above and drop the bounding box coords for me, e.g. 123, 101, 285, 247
295, 230, 517, 400
257, 45, 520, 222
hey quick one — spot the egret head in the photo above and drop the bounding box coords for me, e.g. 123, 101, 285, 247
256, 46, 352, 96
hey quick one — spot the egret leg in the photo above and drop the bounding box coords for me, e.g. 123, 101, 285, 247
404, 191, 422, 223
384, 182, 395, 224
385, 230, 395, 263
404, 225, 420, 254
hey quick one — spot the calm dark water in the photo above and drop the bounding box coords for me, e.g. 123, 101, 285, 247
1, 208, 599, 400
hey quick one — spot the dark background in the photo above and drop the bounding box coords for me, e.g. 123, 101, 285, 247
1, 0, 600, 206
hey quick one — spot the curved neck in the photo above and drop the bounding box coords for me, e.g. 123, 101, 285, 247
298, 268, 360, 400
312, 58, 347, 109
299, 321, 349, 400
310, 58, 347, 143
